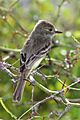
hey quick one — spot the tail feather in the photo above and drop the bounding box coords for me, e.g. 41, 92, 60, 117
13, 73, 26, 102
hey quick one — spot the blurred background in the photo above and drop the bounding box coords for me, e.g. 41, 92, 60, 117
0, 0, 80, 120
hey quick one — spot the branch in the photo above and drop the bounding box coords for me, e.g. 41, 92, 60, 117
55, 0, 65, 22
57, 105, 71, 120
0, 46, 20, 53
0, 98, 17, 119
17, 95, 56, 120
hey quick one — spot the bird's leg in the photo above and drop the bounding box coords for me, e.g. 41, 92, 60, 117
31, 68, 47, 82
46, 54, 53, 66
29, 75, 35, 86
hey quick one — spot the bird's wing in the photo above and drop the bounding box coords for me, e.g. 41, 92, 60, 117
20, 36, 52, 72
20, 38, 32, 72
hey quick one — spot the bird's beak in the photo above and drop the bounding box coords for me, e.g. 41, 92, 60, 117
55, 29, 63, 34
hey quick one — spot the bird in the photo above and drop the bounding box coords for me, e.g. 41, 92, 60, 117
13, 20, 62, 102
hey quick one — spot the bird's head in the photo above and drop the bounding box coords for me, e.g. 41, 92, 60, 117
34, 20, 62, 37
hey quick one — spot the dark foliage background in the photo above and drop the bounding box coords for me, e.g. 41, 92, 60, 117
0, 0, 80, 120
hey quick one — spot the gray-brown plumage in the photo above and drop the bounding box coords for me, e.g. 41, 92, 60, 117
13, 20, 62, 102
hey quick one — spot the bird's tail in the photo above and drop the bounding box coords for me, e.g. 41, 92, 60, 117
13, 72, 26, 102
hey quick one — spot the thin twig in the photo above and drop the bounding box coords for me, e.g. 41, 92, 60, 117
0, 46, 20, 53
0, 98, 17, 119
17, 95, 55, 120
55, 0, 65, 22
57, 105, 71, 120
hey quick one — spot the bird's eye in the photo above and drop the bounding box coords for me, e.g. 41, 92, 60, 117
49, 28, 53, 31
